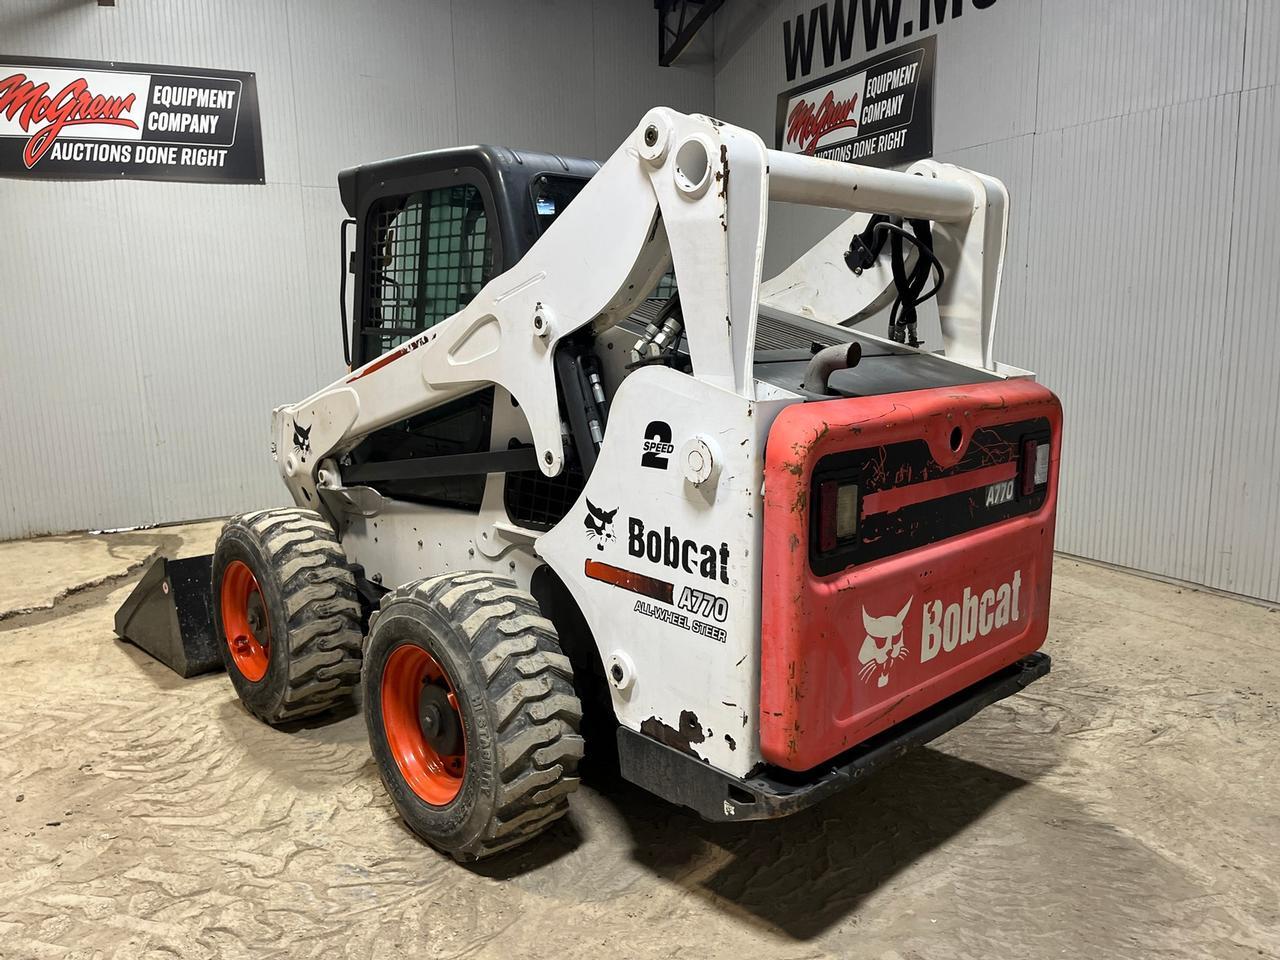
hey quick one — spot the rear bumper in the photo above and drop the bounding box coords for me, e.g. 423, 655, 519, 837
617, 651, 1049, 822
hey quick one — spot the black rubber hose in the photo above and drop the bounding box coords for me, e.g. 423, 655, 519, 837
873, 220, 945, 310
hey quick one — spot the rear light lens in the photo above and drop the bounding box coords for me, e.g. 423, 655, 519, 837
1034, 443, 1050, 485
836, 484, 859, 536
817, 479, 859, 552
1021, 437, 1051, 496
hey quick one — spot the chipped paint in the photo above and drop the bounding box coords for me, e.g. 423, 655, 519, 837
716, 143, 730, 232
790, 486, 807, 516
639, 710, 707, 758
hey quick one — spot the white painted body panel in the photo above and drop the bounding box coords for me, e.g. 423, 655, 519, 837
536, 366, 792, 777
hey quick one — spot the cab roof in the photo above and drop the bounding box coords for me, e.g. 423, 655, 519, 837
337, 144, 602, 219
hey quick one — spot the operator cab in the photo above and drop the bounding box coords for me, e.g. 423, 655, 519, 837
339, 145, 600, 368
336, 146, 604, 527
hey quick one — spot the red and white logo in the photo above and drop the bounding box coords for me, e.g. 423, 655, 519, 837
0, 67, 147, 168
857, 597, 912, 688
782, 69, 867, 156
856, 570, 1024, 688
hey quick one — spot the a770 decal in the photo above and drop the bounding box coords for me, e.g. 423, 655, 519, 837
585, 559, 730, 642
676, 586, 728, 623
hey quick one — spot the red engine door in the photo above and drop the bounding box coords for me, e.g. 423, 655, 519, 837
760, 379, 1062, 772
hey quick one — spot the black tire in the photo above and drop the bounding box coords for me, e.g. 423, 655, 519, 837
363, 572, 584, 860
212, 508, 363, 724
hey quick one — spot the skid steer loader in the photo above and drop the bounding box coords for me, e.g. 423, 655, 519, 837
119, 108, 1060, 860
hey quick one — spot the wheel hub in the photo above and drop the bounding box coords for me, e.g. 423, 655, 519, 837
418, 683, 462, 756
246, 592, 266, 636
381, 644, 466, 806
220, 560, 271, 683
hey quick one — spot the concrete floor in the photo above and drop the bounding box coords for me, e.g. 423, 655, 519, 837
0, 522, 1277, 960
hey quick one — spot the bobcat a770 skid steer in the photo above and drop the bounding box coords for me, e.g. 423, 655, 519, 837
119, 108, 1061, 860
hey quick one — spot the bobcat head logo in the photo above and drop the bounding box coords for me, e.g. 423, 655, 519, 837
292, 421, 311, 456
858, 598, 912, 689
583, 498, 618, 551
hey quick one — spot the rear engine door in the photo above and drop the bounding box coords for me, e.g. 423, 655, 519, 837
760, 378, 1061, 772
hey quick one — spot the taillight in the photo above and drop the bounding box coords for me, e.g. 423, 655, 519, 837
817, 478, 860, 552
1020, 437, 1051, 496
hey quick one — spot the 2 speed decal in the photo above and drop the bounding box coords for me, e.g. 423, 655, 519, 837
640, 420, 674, 470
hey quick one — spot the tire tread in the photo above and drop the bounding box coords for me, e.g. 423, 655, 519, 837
217, 508, 363, 724
380, 573, 583, 860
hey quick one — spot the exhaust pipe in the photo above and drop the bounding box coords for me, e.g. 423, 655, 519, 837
802, 342, 862, 394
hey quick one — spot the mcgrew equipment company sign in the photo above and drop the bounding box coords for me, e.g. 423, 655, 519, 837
775, 35, 934, 169
0, 55, 264, 184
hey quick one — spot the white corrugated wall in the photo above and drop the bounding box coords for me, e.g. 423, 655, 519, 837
4, 1, 1277, 605
714, 0, 1280, 604
0, 0, 713, 541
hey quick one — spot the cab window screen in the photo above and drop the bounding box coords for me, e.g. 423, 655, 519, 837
362, 184, 494, 356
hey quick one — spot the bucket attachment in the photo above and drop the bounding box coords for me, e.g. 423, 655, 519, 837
114, 554, 223, 678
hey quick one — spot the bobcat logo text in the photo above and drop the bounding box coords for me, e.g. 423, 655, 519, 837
857, 570, 1024, 687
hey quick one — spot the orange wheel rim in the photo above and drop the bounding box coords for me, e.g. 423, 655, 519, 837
220, 560, 271, 682
382, 644, 466, 806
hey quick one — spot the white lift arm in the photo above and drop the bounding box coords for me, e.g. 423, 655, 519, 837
762, 155, 1009, 369
272, 108, 1008, 511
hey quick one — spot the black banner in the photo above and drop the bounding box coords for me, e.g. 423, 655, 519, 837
775, 35, 934, 169
0, 55, 264, 184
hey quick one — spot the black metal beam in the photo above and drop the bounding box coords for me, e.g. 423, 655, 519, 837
657, 0, 725, 68
343, 447, 540, 484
